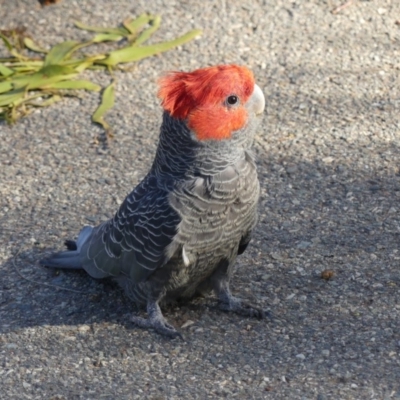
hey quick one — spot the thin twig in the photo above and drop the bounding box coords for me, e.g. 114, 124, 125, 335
331, 0, 354, 15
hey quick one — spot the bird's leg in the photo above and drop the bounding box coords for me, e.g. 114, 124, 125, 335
131, 300, 183, 339
208, 259, 266, 319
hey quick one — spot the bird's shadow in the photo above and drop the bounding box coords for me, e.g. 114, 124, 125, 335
0, 248, 226, 336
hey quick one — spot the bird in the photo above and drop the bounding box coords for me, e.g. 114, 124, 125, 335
41, 64, 266, 338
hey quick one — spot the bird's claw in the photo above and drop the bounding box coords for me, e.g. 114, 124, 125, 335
131, 315, 183, 339
218, 297, 271, 320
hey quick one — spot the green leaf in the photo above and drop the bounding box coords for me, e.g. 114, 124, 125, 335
0, 33, 13, 52
74, 21, 128, 36
9, 48, 28, 61
10, 74, 35, 89
0, 57, 18, 63
92, 82, 115, 134
0, 63, 14, 77
24, 94, 62, 107
42, 79, 101, 91
97, 29, 202, 66
6, 64, 77, 90
123, 14, 151, 34
39, 64, 76, 76
7, 66, 42, 74
63, 55, 106, 72
92, 33, 124, 43
5, 92, 53, 122
133, 15, 161, 46
44, 40, 81, 66
0, 81, 13, 93
28, 73, 78, 90
0, 88, 25, 107
23, 38, 48, 53
12, 92, 48, 107
4, 60, 43, 68
11, 70, 78, 90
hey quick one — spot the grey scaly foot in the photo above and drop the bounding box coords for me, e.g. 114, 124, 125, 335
131, 301, 183, 339
215, 279, 269, 320
218, 295, 266, 319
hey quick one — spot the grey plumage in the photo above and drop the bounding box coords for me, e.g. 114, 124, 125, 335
41, 65, 266, 337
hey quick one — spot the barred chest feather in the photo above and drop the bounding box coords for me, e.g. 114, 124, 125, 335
161, 150, 260, 298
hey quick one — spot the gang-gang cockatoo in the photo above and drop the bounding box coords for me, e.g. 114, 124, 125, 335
41, 64, 266, 338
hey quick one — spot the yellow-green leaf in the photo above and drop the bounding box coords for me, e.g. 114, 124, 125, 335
92, 33, 124, 43
44, 41, 81, 66
92, 82, 115, 133
97, 29, 202, 66
8, 66, 42, 74
133, 15, 161, 46
39, 64, 76, 76
0, 57, 17, 63
74, 21, 128, 36
23, 94, 62, 107
42, 80, 101, 91
9, 48, 27, 61
23, 38, 48, 53
28, 73, 78, 90
0, 33, 13, 52
5, 60, 43, 68
10, 74, 34, 89
0, 64, 14, 77
8, 64, 77, 90
123, 14, 151, 34
0, 82, 13, 94
0, 81, 13, 93
12, 92, 48, 107
63, 55, 106, 72
11, 71, 78, 90
0, 88, 25, 107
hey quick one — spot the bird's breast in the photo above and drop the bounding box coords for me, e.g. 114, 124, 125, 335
168, 153, 259, 256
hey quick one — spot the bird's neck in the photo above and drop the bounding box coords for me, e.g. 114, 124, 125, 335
151, 112, 249, 180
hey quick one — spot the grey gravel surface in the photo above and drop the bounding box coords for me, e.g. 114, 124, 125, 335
1, 0, 400, 398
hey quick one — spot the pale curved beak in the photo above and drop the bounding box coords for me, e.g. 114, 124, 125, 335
247, 84, 265, 116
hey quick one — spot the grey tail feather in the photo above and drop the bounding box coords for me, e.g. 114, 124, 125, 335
40, 250, 82, 269
40, 225, 94, 270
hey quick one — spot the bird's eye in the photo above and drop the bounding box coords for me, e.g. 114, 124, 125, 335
226, 95, 239, 106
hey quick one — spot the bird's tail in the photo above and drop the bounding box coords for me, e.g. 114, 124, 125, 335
40, 226, 93, 269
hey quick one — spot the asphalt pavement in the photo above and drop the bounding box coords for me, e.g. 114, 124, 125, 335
1, 0, 400, 398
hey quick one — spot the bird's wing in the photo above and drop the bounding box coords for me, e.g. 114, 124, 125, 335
80, 176, 181, 283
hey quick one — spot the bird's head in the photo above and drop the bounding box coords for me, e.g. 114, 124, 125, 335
158, 64, 265, 142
